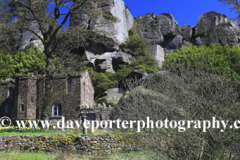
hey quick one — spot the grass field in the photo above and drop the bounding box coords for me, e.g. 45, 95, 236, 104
0, 150, 153, 160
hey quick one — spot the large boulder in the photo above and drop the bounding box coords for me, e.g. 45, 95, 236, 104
110, 86, 174, 121
157, 14, 181, 38
94, 52, 133, 73
20, 21, 44, 51
84, 50, 99, 67
134, 13, 181, 44
161, 34, 183, 50
70, 0, 134, 46
181, 24, 193, 41
193, 11, 240, 47
148, 44, 165, 68
134, 13, 164, 44
95, 88, 123, 106
118, 69, 147, 91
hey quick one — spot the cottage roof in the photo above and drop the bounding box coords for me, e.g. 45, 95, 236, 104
1, 70, 89, 83
1, 79, 16, 84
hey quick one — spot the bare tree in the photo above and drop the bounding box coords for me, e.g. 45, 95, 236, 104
217, 0, 240, 22
0, 0, 118, 73
111, 64, 240, 159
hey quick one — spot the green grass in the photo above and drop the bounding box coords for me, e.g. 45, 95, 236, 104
0, 128, 139, 137
0, 127, 112, 137
0, 150, 155, 160
0, 129, 74, 137
0, 151, 53, 160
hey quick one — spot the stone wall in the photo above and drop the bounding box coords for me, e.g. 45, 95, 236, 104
43, 76, 82, 122
16, 76, 37, 119
0, 133, 149, 155
80, 106, 112, 122
0, 80, 16, 118
0, 71, 95, 121
80, 71, 94, 108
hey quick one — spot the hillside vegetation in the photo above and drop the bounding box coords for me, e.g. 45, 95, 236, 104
163, 44, 240, 78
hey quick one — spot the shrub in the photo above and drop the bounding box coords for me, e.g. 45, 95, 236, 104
163, 44, 240, 78
86, 68, 118, 97
0, 46, 46, 80
120, 27, 158, 74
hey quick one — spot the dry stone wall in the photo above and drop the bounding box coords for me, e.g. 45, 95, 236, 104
0, 133, 149, 155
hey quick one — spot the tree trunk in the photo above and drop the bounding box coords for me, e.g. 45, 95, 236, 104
41, 58, 54, 119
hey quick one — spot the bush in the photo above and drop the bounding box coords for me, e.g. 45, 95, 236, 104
111, 65, 240, 159
86, 68, 118, 97
0, 46, 46, 80
163, 44, 240, 78
120, 27, 158, 74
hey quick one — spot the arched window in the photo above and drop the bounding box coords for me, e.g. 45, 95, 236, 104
83, 82, 85, 98
52, 104, 62, 116
8, 87, 13, 102
66, 77, 71, 93
5, 105, 8, 113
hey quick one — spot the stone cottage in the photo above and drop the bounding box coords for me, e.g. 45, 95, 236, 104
0, 70, 98, 121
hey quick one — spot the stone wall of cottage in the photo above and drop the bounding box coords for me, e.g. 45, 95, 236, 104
80, 71, 94, 108
0, 133, 150, 155
46, 76, 82, 122
0, 71, 96, 121
16, 76, 37, 119
0, 81, 16, 118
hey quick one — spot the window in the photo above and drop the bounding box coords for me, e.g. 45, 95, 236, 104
21, 104, 24, 111
52, 104, 62, 116
83, 82, 85, 98
5, 105, 8, 113
31, 97, 33, 102
66, 77, 72, 93
8, 88, 13, 102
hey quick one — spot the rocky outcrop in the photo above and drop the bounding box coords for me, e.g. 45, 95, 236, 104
118, 69, 147, 91
134, 13, 181, 45
193, 11, 240, 47
134, 13, 182, 65
132, 10, 240, 66
20, 21, 44, 51
95, 88, 123, 106
148, 44, 165, 68
135, 11, 240, 49
161, 34, 183, 50
70, 0, 134, 46
94, 52, 132, 73
134, 13, 164, 44
181, 25, 193, 41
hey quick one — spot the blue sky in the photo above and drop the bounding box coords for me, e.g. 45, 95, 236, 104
124, 0, 237, 27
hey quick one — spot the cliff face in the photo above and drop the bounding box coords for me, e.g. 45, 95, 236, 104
70, 0, 134, 45
69, 0, 240, 70
23, 0, 240, 72
193, 11, 240, 47
134, 11, 240, 51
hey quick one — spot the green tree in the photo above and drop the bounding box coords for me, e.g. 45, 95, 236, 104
0, 46, 46, 80
88, 68, 118, 97
115, 28, 158, 79
0, 0, 118, 119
